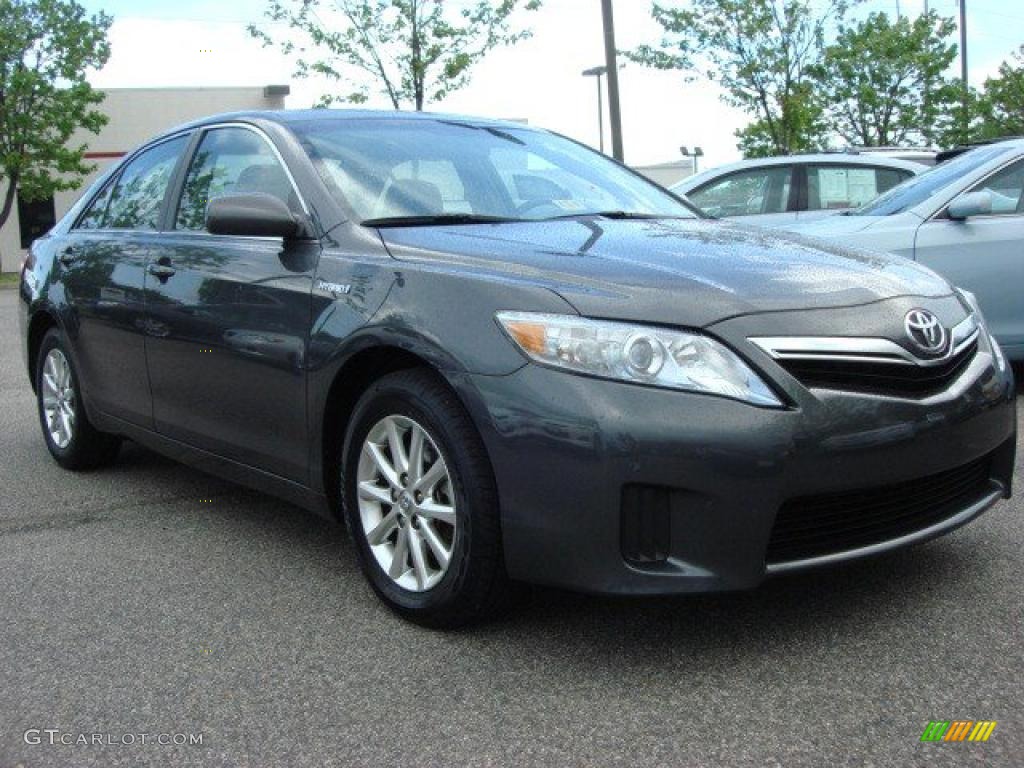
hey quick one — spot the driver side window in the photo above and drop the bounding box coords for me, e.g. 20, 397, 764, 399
175, 127, 299, 231
969, 160, 1024, 216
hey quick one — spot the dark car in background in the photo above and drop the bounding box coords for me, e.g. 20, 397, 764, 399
19, 111, 1016, 626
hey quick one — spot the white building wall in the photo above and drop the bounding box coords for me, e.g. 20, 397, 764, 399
0, 85, 288, 273
632, 160, 698, 189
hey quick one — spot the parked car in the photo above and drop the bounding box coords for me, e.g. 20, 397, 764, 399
19, 111, 1016, 627
786, 138, 1024, 362
673, 153, 926, 227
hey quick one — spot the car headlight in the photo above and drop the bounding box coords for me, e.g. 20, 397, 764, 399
496, 311, 782, 407
957, 288, 1007, 373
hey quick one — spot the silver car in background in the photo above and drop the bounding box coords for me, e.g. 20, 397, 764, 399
787, 139, 1024, 362
672, 153, 926, 227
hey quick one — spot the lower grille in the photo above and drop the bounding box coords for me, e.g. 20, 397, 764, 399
776, 339, 978, 398
767, 454, 994, 564
621, 484, 671, 565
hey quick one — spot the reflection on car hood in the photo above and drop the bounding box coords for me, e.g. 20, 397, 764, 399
379, 218, 952, 326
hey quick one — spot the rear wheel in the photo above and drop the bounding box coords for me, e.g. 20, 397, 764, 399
340, 369, 510, 628
36, 329, 120, 470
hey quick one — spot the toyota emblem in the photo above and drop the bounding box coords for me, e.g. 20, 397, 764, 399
904, 309, 947, 354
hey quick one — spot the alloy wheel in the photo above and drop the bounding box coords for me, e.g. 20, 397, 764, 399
356, 415, 457, 592
41, 348, 76, 449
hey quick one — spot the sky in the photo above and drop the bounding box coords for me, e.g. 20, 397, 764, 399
79, 0, 1024, 168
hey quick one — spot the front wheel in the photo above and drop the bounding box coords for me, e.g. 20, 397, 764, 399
340, 369, 511, 628
36, 328, 120, 470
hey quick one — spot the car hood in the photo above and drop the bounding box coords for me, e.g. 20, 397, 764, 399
780, 213, 884, 236
379, 218, 952, 327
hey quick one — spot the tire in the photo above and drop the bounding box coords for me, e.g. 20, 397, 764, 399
36, 328, 121, 471
340, 368, 511, 628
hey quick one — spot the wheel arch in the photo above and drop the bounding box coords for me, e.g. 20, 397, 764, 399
26, 308, 60, 392
319, 344, 470, 520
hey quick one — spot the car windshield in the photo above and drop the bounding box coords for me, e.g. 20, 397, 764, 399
289, 117, 697, 225
852, 145, 1012, 216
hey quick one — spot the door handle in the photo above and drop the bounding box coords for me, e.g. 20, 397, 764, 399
147, 263, 176, 279
59, 247, 79, 266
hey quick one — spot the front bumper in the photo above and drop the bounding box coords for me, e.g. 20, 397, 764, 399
461, 337, 1016, 595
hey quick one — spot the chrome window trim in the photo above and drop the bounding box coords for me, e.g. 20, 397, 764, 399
749, 313, 979, 368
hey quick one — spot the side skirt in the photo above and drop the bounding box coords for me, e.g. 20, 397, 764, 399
93, 410, 334, 521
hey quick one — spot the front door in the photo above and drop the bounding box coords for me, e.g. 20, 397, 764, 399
143, 125, 320, 483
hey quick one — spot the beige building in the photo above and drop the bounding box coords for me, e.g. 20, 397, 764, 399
0, 85, 289, 273
632, 159, 697, 189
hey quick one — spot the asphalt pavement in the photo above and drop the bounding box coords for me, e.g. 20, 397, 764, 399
0, 286, 1021, 767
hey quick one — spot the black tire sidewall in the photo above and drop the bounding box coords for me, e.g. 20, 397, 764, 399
341, 374, 488, 619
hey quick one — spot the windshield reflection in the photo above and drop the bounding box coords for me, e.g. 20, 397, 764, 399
853, 145, 1011, 216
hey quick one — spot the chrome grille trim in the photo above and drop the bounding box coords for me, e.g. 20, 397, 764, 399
749, 313, 979, 369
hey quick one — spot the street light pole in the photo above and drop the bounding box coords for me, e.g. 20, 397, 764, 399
582, 66, 607, 153
601, 0, 624, 162
959, 0, 969, 142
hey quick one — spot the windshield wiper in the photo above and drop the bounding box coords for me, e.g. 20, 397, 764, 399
362, 213, 524, 228
543, 210, 680, 221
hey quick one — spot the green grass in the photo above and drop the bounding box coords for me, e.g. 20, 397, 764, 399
0, 272, 18, 287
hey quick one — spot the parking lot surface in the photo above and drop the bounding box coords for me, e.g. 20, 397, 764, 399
1, 287, 1021, 767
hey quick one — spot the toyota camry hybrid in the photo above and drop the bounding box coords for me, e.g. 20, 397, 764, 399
18, 111, 1017, 627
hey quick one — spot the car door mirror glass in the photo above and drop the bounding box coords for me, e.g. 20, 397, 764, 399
947, 190, 993, 220
206, 193, 300, 238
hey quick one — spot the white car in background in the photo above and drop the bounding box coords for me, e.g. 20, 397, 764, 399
786, 138, 1024, 362
673, 153, 926, 227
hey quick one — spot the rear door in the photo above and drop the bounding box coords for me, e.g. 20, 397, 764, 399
914, 158, 1024, 355
143, 125, 320, 483
58, 134, 191, 427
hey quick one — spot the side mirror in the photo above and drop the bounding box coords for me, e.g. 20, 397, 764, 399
947, 190, 993, 221
206, 193, 300, 238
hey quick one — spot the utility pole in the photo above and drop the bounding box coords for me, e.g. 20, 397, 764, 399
601, 0, 624, 162
959, 0, 969, 142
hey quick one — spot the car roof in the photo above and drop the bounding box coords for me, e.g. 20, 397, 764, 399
155, 108, 542, 141
673, 153, 927, 192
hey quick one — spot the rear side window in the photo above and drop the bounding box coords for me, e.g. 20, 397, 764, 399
805, 165, 914, 211
103, 136, 189, 230
688, 167, 793, 217
175, 127, 299, 231
76, 179, 116, 230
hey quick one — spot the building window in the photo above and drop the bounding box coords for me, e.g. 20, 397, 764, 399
17, 192, 56, 249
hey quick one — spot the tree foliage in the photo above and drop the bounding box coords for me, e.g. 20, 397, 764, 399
249, 0, 541, 111
974, 45, 1024, 140
0, 0, 111, 231
811, 11, 958, 147
630, 0, 852, 157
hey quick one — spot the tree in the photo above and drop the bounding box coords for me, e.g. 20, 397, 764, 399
974, 45, 1024, 140
0, 0, 111, 234
249, 0, 542, 111
630, 0, 853, 157
812, 11, 958, 147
